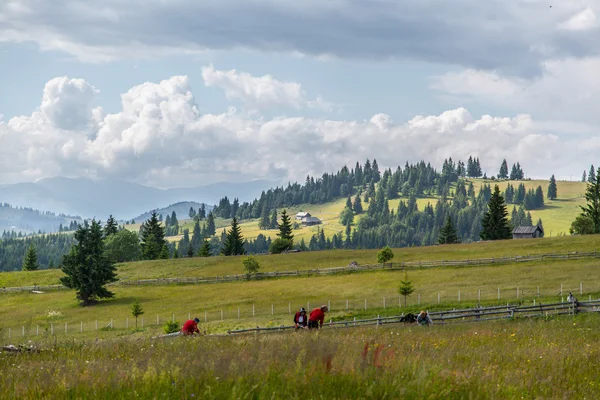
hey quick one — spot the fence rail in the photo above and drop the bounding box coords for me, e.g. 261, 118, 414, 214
2, 250, 599, 293
227, 299, 600, 334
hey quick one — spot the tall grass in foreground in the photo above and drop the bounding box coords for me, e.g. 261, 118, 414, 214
2, 315, 600, 399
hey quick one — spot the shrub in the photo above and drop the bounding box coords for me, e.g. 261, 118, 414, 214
164, 320, 180, 334
377, 246, 394, 263
269, 238, 293, 254
242, 256, 261, 276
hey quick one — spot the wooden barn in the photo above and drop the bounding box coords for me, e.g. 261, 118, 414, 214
295, 212, 311, 221
512, 225, 544, 239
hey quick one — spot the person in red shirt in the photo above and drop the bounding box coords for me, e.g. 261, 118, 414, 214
181, 318, 200, 335
294, 307, 308, 329
308, 305, 328, 329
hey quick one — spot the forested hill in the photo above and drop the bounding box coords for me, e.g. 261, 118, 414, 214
133, 201, 213, 224
0, 203, 82, 235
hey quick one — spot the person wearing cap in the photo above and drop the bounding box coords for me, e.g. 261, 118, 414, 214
294, 308, 308, 329
181, 317, 201, 335
417, 311, 433, 326
308, 305, 328, 329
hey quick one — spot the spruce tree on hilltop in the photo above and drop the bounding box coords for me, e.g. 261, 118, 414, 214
498, 159, 509, 180
480, 185, 512, 241
22, 244, 39, 271
578, 167, 600, 234
547, 175, 558, 200
510, 164, 518, 180
438, 215, 460, 244
582, 170, 587, 183
259, 205, 270, 230
198, 239, 212, 257
198, 204, 206, 220
276, 209, 294, 242
269, 209, 278, 229
353, 194, 363, 214
103, 215, 118, 238
60, 220, 118, 306
534, 186, 545, 208
140, 211, 167, 260
221, 217, 246, 256
206, 212, 216, 236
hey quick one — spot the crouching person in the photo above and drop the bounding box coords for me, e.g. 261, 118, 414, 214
417, 311, 433, 327
308, 305, 328, 330
294, 308, 308, 329
181, 317, 201, 335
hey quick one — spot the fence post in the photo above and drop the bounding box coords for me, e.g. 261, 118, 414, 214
253, 304, 255, 316
438, 293, 440, 304
561, 284, 563, 297
458, 290, 461, 303
36, 325, 39, 336
328, 300, 331, 311
289, 303, 291, 314
238, 307, 240, 319
383, 297, 386, 309
478, 289, 481, 303
418, 293, 420, 305
517, 287, 519, 299
80, 321, 83, 333
580, 282, 583, 295
364, 298, 367, 310
346, 299, 349, 310
188, 312, 191, 320
498, 288, 500, 300
110, 319, 113, 329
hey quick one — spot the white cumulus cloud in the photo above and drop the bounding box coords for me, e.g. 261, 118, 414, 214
0, 75, 596, 188
201, 65, 330, 111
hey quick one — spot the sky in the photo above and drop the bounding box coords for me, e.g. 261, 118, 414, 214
1, 0, 600, 188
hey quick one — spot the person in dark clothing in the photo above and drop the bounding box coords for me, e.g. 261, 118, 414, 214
294, 308, 308, 329
181, 317, 201, 335
308, 305, 328, 329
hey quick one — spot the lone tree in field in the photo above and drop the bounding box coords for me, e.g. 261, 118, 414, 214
140, 211, 167, 260
131, 299, 144, 328
60, 220, 118, 306
399, 273, 414, 307
104, 215, 119, 238
498, 159, 509, 180
198, 239, 212, 257
480, 185, 512, 241
574, 166, 600, 234
438, 215, 460, 244
547, 175, 558, 200
221, 217, 246, 256
377, 246, 394, 264
22, 244, 39, 271
242, 256, 260, 278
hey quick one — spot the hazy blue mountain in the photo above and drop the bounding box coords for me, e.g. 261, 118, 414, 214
0, 178, 274, 220
0, 203, 82, 235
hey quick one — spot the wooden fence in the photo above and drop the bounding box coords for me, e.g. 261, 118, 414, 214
226, 299, 600, 334
2, 250, 599, 293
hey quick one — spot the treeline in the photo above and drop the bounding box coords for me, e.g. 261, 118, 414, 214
0, 233, 76, 272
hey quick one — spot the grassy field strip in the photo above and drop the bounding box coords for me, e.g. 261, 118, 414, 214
2, 257, 600, 338
3, 249, 599, 293
2, 234, 600, 288
2, 316, 600, 398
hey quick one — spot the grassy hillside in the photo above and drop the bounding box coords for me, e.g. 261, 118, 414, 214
125, 179, 585, 244
2, 235, 600, 338
472, 179, 585, 236
2, 234, 599, 288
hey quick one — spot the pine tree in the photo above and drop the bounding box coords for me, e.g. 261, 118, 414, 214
511, 206, 518, 227
140, 211, 167, 260
498, 159, 509, 180
534, 186, 544, 208
269, 209, 278, 229
198, 239, 211, 257
221, 217, 246, 256
510, 163, 518, 180
480, 185, 512, 240
104, 215, 118, 238
277, 209, 294, 242
438, 216, 460, 244
189, 207, 196, 219
525, 212, 533, 226
582, 170, 587, 183
353, 194, 363, 214
547, 175, 557, 200
60, 220, 118, 306
206, 212, 216, 236
22, 244, 39, 271
578, 167, 600, 234
398, 273, 414, 307
131, 299, 144, 328
371, 159, 381, 182
259, 205, 270, 230
589, 165, 596, 183
516, 162, 524, 179
198, 204, 206, 220
475, 157, 483, 178
467, 156, 474, 178
346, 196, 352, 209
187, 243, 194, 258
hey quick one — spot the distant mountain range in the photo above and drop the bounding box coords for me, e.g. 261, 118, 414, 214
0, 177, 275, 221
